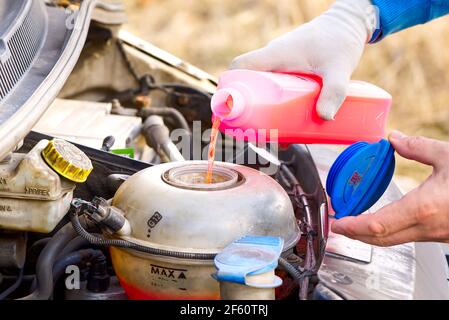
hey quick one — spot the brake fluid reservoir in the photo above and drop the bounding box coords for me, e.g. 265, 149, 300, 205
110, 161, 300, 300
0, 139, 92, 233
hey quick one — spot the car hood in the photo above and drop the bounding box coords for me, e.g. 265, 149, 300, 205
0, 0, 106, 161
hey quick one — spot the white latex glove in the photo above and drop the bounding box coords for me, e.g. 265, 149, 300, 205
230, 0, 378, 120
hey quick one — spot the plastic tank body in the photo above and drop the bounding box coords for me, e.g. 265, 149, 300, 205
0, 140, 74, 233
110, 161, 300, 300
211, 70, 392, 145
0, 139, 92, 233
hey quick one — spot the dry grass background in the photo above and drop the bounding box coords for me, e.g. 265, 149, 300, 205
123, 0, 449, 188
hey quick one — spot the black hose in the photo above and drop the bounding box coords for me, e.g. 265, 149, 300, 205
138, 107, 191, 133
300, 233, 317, 300
0, 268, 24, 300
116, 39, 140, 83
2, 249, 101, 300
18, 223, 78, 300
278, 257, 312, 282
0, 233, 27, 300
29, 245, 103, 293
29, 235, 90, 292
28, 238, 51, 253
70, 211, 216, 260
279, 163, 318, 300
0, 275, 34, 282
58, 236, 90, 259
279, 256, 317, 300
162, 83, 212, 98
53, 249, 104, 283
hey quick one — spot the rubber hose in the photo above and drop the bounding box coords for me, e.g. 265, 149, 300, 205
53, 249, 104, 283
58, 236, 91, 259
29, 238, 51, 253
70, 211, 216, 260
0, 275, 34, 282
139, 107, 191, 133
0, 233, 27, 300
0, 268, 24, 300
278, 257, 309, 281
28, 245, 102, 293
18, 223, 78, 300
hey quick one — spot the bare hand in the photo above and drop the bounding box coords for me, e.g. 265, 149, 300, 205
331, 131, 449, 246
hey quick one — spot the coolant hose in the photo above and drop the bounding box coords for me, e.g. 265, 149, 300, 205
18, 223, 78, 300
142, 115, 185, 162
29, 238, 100, 293
28, 238, 51, 254
58, 236, 91, 259
53, 249, 104, 283
70, 211, 216, 260
138, 107, 191, 133
0, 267, 24, 300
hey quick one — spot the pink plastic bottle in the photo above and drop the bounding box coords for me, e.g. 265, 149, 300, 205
211, 70, 392, 145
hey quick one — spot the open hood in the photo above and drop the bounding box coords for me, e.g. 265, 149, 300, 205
0, 0, 100, 161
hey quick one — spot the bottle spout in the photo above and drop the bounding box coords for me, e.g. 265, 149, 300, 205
211, 88, 245, 120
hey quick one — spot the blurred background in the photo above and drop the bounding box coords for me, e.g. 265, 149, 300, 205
122, 0, 449, 190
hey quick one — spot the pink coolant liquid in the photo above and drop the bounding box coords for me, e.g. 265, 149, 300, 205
206, 116, 222, 183
206, 96, 233, 184
210, 70, 392, 145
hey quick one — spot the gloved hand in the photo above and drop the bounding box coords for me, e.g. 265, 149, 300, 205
332, 132, 449, 246
230, 0, 377, 120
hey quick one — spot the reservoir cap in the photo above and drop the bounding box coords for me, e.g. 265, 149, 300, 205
214, 235, 283, 288
42, 139, 93, 183
326, 139, 395, 219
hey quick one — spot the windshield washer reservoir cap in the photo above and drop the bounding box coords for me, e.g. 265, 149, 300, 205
214, 235, 283, 288
326, 139, 395, 219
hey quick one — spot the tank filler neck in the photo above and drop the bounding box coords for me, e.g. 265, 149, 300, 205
162, 164, 243, 191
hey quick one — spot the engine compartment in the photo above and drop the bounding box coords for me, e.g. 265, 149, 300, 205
1, 0, 447, 303
0, 9, 328, 300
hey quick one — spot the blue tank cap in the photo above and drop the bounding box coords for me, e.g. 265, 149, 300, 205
213, 235, 283, 288
326, 139, 395, 219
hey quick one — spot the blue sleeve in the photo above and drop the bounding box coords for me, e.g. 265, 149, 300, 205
369, 0, 449, 43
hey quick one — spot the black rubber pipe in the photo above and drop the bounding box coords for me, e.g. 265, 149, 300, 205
18, 223, 78, 300
70, 211, 216, 260
52, 249, 104, 283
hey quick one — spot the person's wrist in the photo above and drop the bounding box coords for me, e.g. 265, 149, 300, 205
327, 0, 379, 43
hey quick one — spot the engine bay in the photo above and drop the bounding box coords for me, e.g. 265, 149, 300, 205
0, 2, 328, 300
1, 0, 441, 302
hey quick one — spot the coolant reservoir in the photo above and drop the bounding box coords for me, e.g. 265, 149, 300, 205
110, 161, 300, 300
0, 139, 92, 233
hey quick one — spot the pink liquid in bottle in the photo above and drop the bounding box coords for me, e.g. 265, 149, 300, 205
210, 70, 392, 145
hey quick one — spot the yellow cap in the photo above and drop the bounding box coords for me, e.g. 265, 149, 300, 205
42, 139, 93, 183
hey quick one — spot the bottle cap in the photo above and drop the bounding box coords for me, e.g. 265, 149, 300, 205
42, 139, 93, 183
214, 235, 283, 288
326, 139, 395, 219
